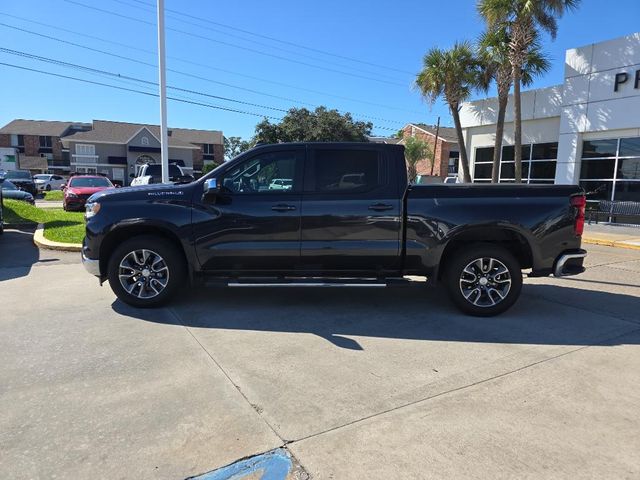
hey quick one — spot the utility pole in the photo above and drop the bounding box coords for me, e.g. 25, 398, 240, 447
430, 116, 440, 176
157, 0, 169, 183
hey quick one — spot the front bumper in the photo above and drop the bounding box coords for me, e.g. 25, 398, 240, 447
81, 250, 101, 277
553, 249, 587, 277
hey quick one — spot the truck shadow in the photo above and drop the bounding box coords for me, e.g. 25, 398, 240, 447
112, 282, 640, 350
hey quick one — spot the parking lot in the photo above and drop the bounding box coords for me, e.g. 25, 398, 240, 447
1, 228, 639, 479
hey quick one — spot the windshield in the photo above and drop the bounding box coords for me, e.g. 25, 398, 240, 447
5, 170, 32, 180
69, 177, 113, 188
1, 180, 18, 190
34, 175, 52, 180
143, 165, 182, 177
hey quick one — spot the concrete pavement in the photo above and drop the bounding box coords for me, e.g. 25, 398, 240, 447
1, 229, 639, 479
583, 223, 640, 250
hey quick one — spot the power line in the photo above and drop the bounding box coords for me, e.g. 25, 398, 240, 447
0, 47, 289, 113
0, 53, 399, 132
124, 0, 414, 76
0, 61, 283, 120
63, 0, 408, 87
0, 21, 411, 126
0, 12, 425, 116
108, 0, 408, 82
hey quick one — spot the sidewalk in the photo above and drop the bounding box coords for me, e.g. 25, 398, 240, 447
583, 223, 640, 250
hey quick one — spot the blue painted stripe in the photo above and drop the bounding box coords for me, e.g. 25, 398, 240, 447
191, 448, 292, 480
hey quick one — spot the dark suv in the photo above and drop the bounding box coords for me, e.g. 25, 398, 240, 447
3, 170, 37, 196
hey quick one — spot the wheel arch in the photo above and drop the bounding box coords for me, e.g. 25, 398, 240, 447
437, 226, 535, 280
99, 223, 193, 280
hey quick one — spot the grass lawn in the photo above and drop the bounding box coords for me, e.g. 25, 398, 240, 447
2, 199, 85, 244
43, 190, 64, 201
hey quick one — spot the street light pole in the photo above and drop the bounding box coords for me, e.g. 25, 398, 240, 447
157, 0, 169, 183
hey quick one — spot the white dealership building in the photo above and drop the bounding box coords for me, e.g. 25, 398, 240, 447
460, 32, 640, 203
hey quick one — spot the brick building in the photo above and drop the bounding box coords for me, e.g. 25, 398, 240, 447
0, 119, 91, 174
399, 123, 460, 180
0, 119, 224, 179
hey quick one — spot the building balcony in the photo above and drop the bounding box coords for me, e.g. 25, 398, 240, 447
71, 154, 99, 164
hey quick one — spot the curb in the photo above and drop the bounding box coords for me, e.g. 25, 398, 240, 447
33, 223, 82, 252
582, 236, 640, 251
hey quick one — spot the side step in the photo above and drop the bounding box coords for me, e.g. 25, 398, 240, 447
205, 276, 428, 288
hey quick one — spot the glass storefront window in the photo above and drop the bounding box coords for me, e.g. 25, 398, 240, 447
474, 163, 493, 179
501, 144, 531, 162
580, 158, 616, 179
580, 137, 640, 203
614, 182, 640, 201
617, 158, 640, 180
531, 143, 558, 160
619, 138, 640, 157
475, 147, 494, 163
582, 140, 618, 158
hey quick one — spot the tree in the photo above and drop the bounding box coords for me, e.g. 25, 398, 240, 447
404, 135, 432, 183
224, 136, 252, 160
254, 107, 372, 143
477, 27, 550, 182
478, 0, 580, 182
416, 42, 482, 183
201, 162, 217, 175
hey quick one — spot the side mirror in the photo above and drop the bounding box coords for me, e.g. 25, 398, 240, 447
61, 184, 66, 190
202, 178, 220, 202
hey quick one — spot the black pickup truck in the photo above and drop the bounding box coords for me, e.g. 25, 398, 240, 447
82, 142, 587, 316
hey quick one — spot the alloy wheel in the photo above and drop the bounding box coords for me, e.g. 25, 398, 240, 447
118, 249, 170, 299
459, 257, 512, 308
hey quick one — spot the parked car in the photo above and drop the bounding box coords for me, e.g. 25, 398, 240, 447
63, 175, 114, 211
82, 142, 587, 316
130, 163, 193, 186
268, 178, 293, 190
443, 176, 459, 184
2, 170, 37, 196
34, 174, 66, 192
0, 179, 35, 204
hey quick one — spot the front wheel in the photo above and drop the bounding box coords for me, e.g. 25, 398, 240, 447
444, 244, 522, 317
45, 184, 52, 191
107, 235, 186, 308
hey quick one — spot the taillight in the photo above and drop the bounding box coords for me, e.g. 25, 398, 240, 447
571, 195, 586, 237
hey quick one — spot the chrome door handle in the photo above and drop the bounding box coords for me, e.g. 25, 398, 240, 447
272, 204, 296, 212
368, 203, 393, 211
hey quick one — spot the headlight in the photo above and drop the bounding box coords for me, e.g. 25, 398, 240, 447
85, 202, 101, 219
67, 192, 78, 198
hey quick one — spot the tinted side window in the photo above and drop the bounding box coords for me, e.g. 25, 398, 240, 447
313, 149, 381, 193
222, 151, 299, 194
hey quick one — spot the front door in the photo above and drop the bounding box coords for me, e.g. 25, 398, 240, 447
299, 146, 402, 273
192, 147, 304, 272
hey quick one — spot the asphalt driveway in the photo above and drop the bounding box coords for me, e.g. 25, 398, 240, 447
1, 228, 639, 479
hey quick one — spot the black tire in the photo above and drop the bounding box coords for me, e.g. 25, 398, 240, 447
444, 243, 522, 317
107, 235, 186, 308
45, 184, 51, 191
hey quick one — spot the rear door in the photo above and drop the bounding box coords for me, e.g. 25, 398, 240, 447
299, 145, 402, 273
192, 147, 305, 272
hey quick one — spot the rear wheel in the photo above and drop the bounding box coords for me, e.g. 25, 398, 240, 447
107, 235, 186, 308
445, 243, 522, 317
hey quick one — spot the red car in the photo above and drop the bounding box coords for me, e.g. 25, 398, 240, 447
63, 175, 115, 211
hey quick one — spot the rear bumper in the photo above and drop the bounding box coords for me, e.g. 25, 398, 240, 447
553, 249, 587, 277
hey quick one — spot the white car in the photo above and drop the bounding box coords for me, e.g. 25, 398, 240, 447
268, 178, 293, 190
33, 174, 66, 192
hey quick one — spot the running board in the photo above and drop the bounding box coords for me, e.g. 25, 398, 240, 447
205, 276, 428, 288
228, 282, 387, 288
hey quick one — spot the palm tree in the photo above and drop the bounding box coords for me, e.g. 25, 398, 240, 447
404, 135, 432, 183
477, 27, 550, 182
416, 42, 482, 183
478, 0, 580, 182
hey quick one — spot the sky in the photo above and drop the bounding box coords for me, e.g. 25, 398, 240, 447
1, 0, 639, 139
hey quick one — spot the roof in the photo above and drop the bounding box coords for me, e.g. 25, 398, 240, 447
411, 123, 459, 143
0, 119, 91, 137
367, 136, 402, 144
61, 120, 221, 148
